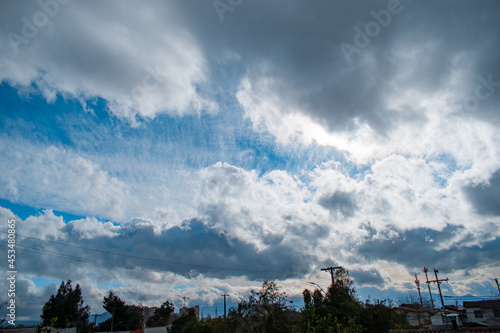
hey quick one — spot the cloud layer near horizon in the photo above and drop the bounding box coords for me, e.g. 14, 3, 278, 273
1, 0, 500, 321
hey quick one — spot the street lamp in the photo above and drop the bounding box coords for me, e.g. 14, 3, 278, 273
308, 282, 326, 295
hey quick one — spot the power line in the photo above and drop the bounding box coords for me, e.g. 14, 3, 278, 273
0, 231, 311, 276
4, 239, 230, 282
3, 242, 239, 281
13, 294, 104, 302
1, 241, 144, 271
443, 295, 500, 299
10, 294, 51, 299
321, 266, 342, 285
2, 231, 259, 272
8, 243, 252, 282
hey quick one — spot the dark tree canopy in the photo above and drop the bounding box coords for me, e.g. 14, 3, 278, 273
96, 291, 143, 332
41, 280, 90, 333
146, 301, 174, 327
142, 273, 402, 333
301, 268, 362, 332
238, 280, 288, 317
229, 280, 293, 332
301, 268, 401, 333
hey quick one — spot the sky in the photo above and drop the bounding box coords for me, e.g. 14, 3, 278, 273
1, 0, 500, 324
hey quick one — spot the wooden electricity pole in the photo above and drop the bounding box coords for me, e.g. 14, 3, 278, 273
426, 269, 448, 309
414, 273, 424, 308
321, 266, 343, 285
423, 267, 448, 309
423, 267, 435, 309
221, 293, 229, 318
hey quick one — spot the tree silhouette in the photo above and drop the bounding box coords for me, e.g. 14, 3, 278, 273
97, 291, 143, 332
301, 268, 363, 332
146, 301, 174, 327
41, 280, 90, 333
233, 280, 292, 332
301, 268, 400, 333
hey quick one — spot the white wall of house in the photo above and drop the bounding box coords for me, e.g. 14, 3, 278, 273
144, 327, 168, 333
464, 307, 487, 324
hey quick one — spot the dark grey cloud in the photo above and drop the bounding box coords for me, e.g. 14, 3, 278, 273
319, 191, 358, 218
286, 222, 331, 243
175, 0, 500, 134
351, 268, 385, 288
15, 219, 314, 283
356, 224, 500, 272
1, 0, 499, 133
464, 169, 500, 216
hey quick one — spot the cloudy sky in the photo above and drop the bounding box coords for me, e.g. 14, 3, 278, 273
1, 0, 500, 323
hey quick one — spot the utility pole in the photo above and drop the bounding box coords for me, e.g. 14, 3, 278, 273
92, 314, 98, 327
495, 278, 500, 297
108, 307, 123, 332
221, 294, 229, 319
414, 273, 424, 308
321, 266, 343, 285
110, 308, 115, 333
430, 269, 448, 309
139, 303, 146, 329
182, 296, 189, 308
423, 267, 435, 309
